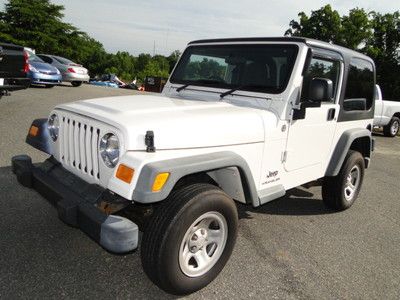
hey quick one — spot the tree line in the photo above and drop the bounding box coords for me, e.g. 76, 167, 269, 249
0, 1, 399, 99
285, 5, 400, 100
0, 0, 180, 82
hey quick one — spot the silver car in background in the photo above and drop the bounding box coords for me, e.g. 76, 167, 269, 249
37, 54, 89, 87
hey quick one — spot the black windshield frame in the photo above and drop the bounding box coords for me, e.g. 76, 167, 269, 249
170, 44, 299, 94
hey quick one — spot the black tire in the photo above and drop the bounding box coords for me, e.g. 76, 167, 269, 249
383, 117, 400, 137
71, 81, 82, 87
322, 150, 365, 211
141, 183, 238, 295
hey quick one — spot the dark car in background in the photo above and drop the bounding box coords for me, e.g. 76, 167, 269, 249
0, 42, 30, 98
25, 49, 62, 88
37, 54, 89, 87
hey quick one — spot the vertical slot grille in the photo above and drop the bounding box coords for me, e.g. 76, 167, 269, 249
59, 115, 100, 181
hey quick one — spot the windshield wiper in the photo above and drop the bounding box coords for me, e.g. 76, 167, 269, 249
176, 84, 190, 92
176, 79, 224, 92
220, 85, 266, 99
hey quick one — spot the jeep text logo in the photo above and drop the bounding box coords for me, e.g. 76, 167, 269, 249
267, 170, 278, 178
262, 170, 280, 185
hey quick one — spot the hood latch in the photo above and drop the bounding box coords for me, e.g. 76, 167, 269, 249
145, 131, 156, 153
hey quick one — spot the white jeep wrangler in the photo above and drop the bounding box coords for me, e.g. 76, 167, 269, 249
13, 37, 375, 295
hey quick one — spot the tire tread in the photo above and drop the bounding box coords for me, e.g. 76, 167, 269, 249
322, 150, 365, 210
383, 117, 400, 137
141, 183, 223, 290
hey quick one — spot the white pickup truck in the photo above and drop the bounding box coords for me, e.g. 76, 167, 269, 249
13, 37, 375, 295
374, 84, 400, 137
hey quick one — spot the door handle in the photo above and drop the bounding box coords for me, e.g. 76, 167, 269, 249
327, 108, 336, 121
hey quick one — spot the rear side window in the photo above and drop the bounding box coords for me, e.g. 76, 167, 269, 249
344, 58, 374, 111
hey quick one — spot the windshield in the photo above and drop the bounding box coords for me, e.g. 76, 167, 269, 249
170, 44, 298, 94
26, 50, 44, 63
53, 55, 74, 65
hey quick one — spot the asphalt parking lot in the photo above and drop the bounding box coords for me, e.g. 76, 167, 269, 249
0, 84, 399, 299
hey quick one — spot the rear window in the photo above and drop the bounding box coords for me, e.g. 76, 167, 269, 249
38, 55, 53, 64
53, 56, 74, 65
26, 50, 44, 63
344, 58, 374, 111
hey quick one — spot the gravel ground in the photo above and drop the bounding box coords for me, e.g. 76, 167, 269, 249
0, 84, 399, 299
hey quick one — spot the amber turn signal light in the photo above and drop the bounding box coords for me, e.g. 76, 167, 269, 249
29, 125, 39, 137
116, 164, 134, 184
152, 172, 170, 192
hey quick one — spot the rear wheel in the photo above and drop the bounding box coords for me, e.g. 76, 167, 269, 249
322, 150, 365, 211
141, 183, 238, 295
383, 117, 400, 137
71, 81, 82, 87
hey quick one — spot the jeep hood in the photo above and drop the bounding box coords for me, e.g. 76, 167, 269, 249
56, 94, 269, 150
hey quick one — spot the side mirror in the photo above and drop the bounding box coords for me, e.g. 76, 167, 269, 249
292, 78, 333, 120
309, 78, 333, 102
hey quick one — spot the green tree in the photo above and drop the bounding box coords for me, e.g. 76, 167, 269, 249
365, 12, 400, 99
0, 0, 109, 75
285, 6, 400, 100
285, 5, 341, 43
167, 50, 182, 72
340, 8, 372, 50
0, 0, 77, 52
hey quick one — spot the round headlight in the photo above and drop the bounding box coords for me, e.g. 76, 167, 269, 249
48, 114, 59, 141
99, 133, 120, 168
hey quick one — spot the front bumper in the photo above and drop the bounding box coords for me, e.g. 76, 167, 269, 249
29, 72, 62, 85
11, 155, 138, 253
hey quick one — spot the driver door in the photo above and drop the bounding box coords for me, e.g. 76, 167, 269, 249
284, 55, 342, 172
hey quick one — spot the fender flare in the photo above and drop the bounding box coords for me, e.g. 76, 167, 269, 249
132, 151, 260, 206
325, 128, 372, 177
25, 118, 52, 154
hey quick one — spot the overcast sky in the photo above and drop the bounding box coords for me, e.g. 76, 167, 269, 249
1, 0, 398, 55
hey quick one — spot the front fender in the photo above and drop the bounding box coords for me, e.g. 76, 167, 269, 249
25, 118, 52, 154
108, 151, 259, 206
134, 151, 259, 205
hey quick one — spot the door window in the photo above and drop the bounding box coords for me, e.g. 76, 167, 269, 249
301, 57, 340, 102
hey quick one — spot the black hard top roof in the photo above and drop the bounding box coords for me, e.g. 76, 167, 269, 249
188, 37, 373, 62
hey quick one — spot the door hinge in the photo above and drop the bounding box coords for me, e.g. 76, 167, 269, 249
282, 151, 288, 163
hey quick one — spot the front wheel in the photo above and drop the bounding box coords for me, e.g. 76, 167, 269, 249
383, 117, 400, 137
322, 150, 365, 211
71, 81, 82, 87
141, 183, 238, 295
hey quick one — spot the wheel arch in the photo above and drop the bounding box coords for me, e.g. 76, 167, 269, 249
131, 151, 260, 206
325, 128, 372, 177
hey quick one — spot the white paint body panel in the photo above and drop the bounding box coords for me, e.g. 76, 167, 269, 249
56, 95, 265, 150
374, 84, 400, 127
